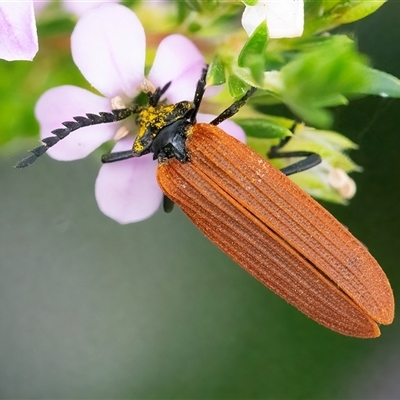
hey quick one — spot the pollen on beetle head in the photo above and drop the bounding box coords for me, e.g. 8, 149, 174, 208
141, 78, 156, 94
111, 96, 127, 110
113, 125, 131, 141
328, 168, 356, 199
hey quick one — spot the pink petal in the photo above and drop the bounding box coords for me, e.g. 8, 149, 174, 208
196, 113, 246, 143
63, 0, 119, 17
71, 4, 145, 99
0, 2, 38, 61
95, 138, 163, 224
148, 34, 205, 103
35, 85, 115, 161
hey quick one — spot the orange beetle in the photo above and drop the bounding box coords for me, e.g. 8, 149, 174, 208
16, 67, 394, 337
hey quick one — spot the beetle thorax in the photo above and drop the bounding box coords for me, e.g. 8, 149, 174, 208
133, 100, 194, 155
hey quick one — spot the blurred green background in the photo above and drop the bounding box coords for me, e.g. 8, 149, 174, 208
1, 2, 400, 399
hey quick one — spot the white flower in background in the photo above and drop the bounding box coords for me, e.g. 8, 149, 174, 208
242, 0, 304, 38
328, 168, 356, 199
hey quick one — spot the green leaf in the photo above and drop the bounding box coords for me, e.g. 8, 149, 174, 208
227, 74, 250, 99
246, 136, 275, 159
328, 0, 386, 25
238, 21, 268, 84
283, 127, 361, 173
280, 36, 369, 127
360, 68, 400, 98
304, 0, 387, 34
303, 128, 358, 151
207, 55, 226, 86
235, 118, 291, 139
231, 64, 261, 88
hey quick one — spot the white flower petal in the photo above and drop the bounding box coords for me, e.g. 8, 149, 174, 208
242, 0, 304, 38
71, 4, 145, 99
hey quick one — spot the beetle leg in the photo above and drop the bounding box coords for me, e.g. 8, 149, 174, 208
163, 195, 175, 213
101, 150, 138, 163
267, 123, 322, 176
210, 87, 257, 126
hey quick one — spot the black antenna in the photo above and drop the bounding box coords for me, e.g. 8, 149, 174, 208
14, 107, 142, 169
148, 81, 172, 107
15, 79, 176, 169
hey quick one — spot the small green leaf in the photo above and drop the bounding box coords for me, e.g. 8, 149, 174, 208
207, 55, 226, 86
304, 0, 386, 35
238, 21, 268, 84
283, 128, 361, 173
231, 64, 261, 88
242, 0, 258, 6
227, 74, 250, 99
330, 0, 386, 25
235, 118, 291, 139
243, 55, 265, 86
306, 129, 358, 151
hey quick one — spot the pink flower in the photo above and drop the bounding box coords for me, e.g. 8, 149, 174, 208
0, 1, 38, 61
0, 0, 118, 61
35, 4, 245, 224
